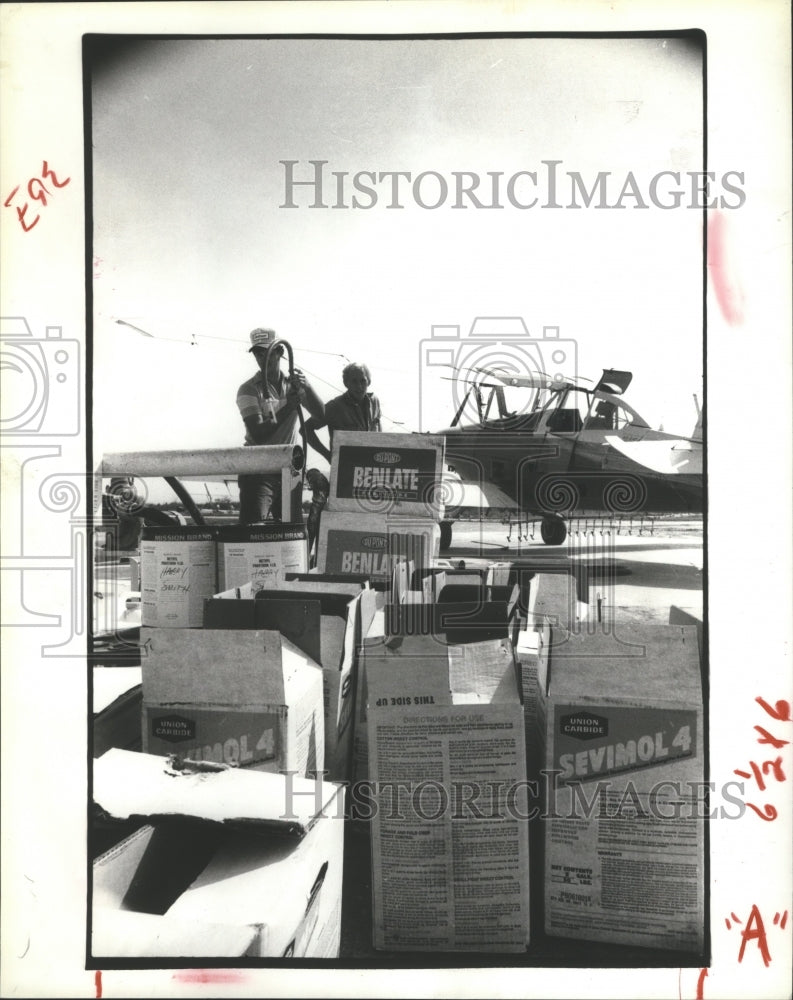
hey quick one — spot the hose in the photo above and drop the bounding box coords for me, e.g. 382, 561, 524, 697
262, 337, 308, 506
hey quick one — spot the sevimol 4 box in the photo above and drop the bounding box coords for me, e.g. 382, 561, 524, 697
141, 625, 323, 777
327, 430, 446, 519
536, 624, 705, 953
317, 511, 440, 584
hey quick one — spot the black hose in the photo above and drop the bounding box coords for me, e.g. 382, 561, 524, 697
262, 338, 308, 505
164, 476, 206, 525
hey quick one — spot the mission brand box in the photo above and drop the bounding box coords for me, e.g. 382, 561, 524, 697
92, 749, 344, 958
216, 523, 308, 592
141, 625, 323, 777
536, 624, 704, 953
317, 511, 440, 583
327, 430, 446, 518
366, 632, 530, 952
141, 526, 217, 628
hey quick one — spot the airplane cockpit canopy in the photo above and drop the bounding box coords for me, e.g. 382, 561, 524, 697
539, 385, 649, 433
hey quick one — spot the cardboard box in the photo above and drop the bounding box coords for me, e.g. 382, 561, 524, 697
536, 624, 704, 952
328, 430, 446, 518
366, 632, 530, 952
204, 581, 377, 782
514, 622, 550, 783
141, 526, 217, 628
216, 523, 308, 592
351, 591, 387, 788
92, 749, 344, 958
285, 571, 372, 589
317, 510, 440, 583
352, 591, 513, 786
141, 625, 324, 776
250, 587, 367, 782
526, 571, 589, 628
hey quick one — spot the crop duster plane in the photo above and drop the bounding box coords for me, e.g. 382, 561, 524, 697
435, 367, 703, 548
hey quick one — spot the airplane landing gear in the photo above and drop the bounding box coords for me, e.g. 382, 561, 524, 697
540, 514, 567, 545
439, 520, 453, 551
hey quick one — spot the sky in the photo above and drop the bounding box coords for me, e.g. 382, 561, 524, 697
90, 34, 705, 491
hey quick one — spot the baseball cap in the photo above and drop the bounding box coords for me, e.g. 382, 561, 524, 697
248, 328, 284, 353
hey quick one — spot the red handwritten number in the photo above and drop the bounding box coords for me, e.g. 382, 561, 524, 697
737, 905, 772, 967
3, 162, 69, 233
696, 967, 708, 999
95, 970, 102, 998
754, 725, 790, 749
27, 178, 50, 206
16, 203, 40, 232
41, 160, 70, 188
734, 757, 787, 793
745, 801, 778, 821
756, 697, 792, 722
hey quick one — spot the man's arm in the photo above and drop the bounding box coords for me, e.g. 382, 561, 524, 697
292, 370, 325, 422
242, 389, 302, 444
304, 415, 331, 462
371, 393, 383, 432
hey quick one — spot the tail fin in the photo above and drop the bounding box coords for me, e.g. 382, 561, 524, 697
691, 395, 703, 442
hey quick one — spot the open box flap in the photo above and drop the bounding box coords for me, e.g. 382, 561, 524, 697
448, 638, 520, 704
282, 574, 371, 593
94, 749, 338, 835
254, 589, 355, 620
254, 590, 357, 671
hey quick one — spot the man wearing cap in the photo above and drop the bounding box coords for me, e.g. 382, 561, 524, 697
236, 328, 324, 523
304, 361, 382, 462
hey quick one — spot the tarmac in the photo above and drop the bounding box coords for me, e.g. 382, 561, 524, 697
92, 513, 706, 968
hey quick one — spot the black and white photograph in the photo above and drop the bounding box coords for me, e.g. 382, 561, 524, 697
1, 3, 790, 999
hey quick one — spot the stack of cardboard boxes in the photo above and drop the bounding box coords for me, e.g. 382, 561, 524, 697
317, 431, 445, 584
139, 519, 325, 777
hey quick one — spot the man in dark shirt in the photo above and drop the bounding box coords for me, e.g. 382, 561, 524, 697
305, 362, 382, 462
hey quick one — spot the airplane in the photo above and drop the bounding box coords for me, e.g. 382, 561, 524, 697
435, 367, 703, 548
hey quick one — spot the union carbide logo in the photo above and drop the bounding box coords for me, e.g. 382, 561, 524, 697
361, 535, 388, 550
560, 712, 608, 741
152, 714, 196, 742
372, 451, 401, 464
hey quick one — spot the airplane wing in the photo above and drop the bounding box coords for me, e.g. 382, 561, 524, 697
605, 436, 703, 476
441, 472, 520, 511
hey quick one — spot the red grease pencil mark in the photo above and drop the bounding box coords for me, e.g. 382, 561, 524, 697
708, 212, 745, 326
173, 970, 247, 985
696, 967, 708, 999
95, 970, 102, 998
